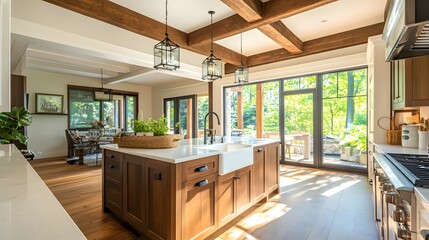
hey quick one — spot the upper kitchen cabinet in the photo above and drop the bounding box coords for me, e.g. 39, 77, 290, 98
392, 56, 429, 110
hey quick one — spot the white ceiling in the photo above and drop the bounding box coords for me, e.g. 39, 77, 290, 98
12, 0, 387, 87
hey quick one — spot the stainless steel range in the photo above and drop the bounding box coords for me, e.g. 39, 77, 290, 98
373, 152, 420, 240
386, 154, 429, 187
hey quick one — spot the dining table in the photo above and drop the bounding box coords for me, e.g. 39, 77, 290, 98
284, 133, 311, 159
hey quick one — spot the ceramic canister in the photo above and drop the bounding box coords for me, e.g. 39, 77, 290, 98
402, 124, 419, 148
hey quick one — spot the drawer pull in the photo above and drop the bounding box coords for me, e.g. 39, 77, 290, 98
257, 148, 264, 152
109, 165, 114, 169
194, 179, 209, 187
194, 165, 209, 172
110, 155, 115, 159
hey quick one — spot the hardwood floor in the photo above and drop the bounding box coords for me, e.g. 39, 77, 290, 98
30, 158, 137, 240
213, 165, 378, 240
30, 158, 377, 240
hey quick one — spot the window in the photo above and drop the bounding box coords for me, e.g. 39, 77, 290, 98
224, 82, 279, 138
68, 86, 138, 130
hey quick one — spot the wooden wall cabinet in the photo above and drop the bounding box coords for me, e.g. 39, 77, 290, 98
392, 56, 429, 110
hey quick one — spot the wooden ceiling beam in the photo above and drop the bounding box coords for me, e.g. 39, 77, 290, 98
221, 0, 263, 22
42, 0, 244, 66
258, 21, 303, 54
225, 22, 385, 74
188, 0, 336, 47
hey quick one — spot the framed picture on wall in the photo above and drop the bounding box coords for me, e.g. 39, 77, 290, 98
35, 93, 64, 114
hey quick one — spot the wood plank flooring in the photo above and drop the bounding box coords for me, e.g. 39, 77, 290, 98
30, 158, 378, 240
30, 158, 137, 240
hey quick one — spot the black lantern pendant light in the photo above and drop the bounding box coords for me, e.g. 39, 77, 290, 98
235, 33, 249, 84
93, 68, 113, 101
154, 0, 180, 71
202, 10, 222, 81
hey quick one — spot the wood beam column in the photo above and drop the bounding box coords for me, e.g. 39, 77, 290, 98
256, 84, 264, 138
237, 90, 243, 129
186, 99, 192, 139
208, 82, 213, 129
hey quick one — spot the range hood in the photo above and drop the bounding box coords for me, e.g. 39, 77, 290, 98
383, 0, 429, 61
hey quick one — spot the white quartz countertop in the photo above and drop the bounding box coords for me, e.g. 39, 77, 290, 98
375, 143, 429, 155
101, 137, 280, 164
0, 144, 86, 240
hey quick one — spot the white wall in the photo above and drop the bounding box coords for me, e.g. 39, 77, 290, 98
26, 70, 152, 159
0, 0, 11, 112
152, 44, 369, 135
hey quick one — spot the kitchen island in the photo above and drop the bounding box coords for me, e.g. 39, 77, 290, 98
101, 138, 279, 240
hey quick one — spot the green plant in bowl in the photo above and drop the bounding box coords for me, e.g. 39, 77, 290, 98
0, 106, 32, 144
133, 119, 145, 132
152, 115, 169, 136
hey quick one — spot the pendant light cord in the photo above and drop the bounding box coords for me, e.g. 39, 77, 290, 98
165, 0, 168, 36
210, 11, 214, 53
101, 68, 104, 89
240, 33, 243, 66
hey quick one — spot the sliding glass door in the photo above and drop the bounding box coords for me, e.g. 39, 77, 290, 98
164, 95, 197, 139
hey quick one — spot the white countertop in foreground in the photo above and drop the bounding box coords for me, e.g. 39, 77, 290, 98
0, 144, 86, 240
101, 137, 280, 164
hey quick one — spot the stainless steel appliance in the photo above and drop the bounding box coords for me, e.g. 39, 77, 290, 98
373, 152, 418, 240
383, 0, 429, 61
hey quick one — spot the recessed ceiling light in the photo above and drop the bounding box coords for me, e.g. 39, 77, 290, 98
321, 19, 328, 23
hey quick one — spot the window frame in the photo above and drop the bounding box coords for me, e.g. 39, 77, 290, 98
67, 85, 138, 130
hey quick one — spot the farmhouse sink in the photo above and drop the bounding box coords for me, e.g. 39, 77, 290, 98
197, 143, 253, 175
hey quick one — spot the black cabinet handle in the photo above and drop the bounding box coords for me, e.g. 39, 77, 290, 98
234, 176, 241, 180
110, 155, 115, 159
257, 148, 264, 152
109, 165, 114, 169
194, 165, 209, 172
194, 179, 209, 187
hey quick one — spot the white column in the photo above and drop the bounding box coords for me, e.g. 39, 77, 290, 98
0, 0, 11, 112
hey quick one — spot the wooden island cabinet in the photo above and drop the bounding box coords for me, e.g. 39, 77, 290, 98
102, 142, 279, 240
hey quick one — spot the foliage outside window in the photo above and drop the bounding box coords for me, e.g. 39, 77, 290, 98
69, 88, 137, 131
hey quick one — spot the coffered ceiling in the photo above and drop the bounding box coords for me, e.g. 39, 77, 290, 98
12, 0, 387, 86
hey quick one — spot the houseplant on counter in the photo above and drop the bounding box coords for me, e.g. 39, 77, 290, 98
134, 119, 154, 136
0, 106, 32, 144
114, 115, 182, 148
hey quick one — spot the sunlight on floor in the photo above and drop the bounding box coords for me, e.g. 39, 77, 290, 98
216, 202, 290, 240
321, 179, 361, 197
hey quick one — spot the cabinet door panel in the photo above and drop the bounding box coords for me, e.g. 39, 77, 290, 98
182, 174, 217, 240
252, 147, 266, 201
146, 160, 171, 239
123, 155, 145, 231
265, 144, 279, 193
411, 56, 429, 102
236, 166, 252, 214
218, 171, 236, 227
105, 180, 122, 216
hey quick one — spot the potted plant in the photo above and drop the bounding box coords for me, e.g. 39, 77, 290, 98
152, 115, 169, 136
0, 106, 32, 144
134, 119, 154, 136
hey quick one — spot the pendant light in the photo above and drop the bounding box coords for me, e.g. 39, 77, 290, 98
235, 33, 249, 84
93, 68, 113, 101
202, 10, 222, 81
154, 0, 180, 71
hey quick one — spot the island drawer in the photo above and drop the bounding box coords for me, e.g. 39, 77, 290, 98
181, 155, 218, 182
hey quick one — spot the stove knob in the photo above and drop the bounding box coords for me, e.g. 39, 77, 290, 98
386, 192, 399, 205
381, 183, 393, 192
